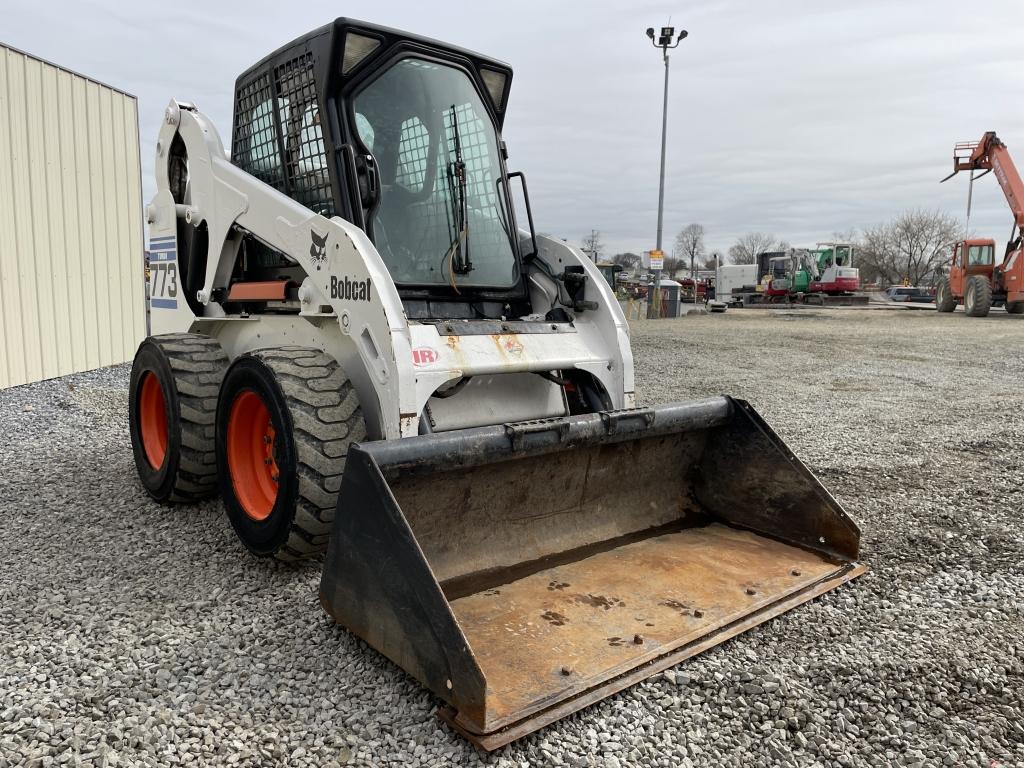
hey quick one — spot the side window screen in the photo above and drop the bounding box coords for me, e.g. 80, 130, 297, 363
232, 74, 285, 191
298, 106, 326, 170
252, 99, 283, 179
231, 53, 334, 217
276, 55, 333, 216
395, 117, 429, 192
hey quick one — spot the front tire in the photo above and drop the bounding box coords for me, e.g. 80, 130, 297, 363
129, 334, 229, 502
1006, 301, 1024, 315
935, 277, 957, 313
964, 276, 992, 317
215, 348, 365, 560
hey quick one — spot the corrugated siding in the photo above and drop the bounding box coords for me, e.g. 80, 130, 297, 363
0, 44, 144, 389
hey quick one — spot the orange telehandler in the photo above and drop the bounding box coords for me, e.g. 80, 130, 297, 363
938, 132, 1024, 316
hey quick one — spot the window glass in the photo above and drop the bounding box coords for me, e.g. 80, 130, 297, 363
355, 113, 375, 152
968, 245, 994, 265
352, 58, 517, 289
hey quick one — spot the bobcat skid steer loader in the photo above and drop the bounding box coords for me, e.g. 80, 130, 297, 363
129, 18, 865, 749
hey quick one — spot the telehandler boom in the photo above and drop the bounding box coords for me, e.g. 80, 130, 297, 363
938, 132, 1024, 315
129, 19, 865, 747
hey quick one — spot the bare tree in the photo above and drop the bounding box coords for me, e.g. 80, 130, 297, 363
663, 257, 683, 277
612, 252, 641, 271
831, 227, 860, 245
580, 230, 603, 262
673, 223, 705, 278
859, 209, 960, 286
703, 252, 723, 270
728, 232, 784, 264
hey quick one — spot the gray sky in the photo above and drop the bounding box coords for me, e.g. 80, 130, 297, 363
7, 0, 1023, 258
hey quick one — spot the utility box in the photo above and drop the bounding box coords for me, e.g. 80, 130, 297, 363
0, 44, 145, 389
658, 278, 682, 317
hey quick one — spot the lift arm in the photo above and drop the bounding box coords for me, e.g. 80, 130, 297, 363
943, 131, 1024, 230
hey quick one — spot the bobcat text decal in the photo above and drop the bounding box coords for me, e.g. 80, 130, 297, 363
330, 275, 372, 302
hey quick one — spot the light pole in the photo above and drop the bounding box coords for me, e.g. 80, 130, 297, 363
645, 24, 688, 319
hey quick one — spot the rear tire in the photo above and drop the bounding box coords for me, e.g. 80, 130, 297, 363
129, 334, 229, 502
935, 277, 956, 313
215, 347, 365, 560
1006, 301, 1024, 315
964, 276, 992, 317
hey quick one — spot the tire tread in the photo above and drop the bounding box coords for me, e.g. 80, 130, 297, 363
157, 334, 229, 502
250, 347, 365, 560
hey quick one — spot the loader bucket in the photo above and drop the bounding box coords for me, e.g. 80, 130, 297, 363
319, 397, 865, 749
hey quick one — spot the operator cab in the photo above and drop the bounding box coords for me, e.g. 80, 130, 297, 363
954, 240, 996, 269
229, 19, 531, 321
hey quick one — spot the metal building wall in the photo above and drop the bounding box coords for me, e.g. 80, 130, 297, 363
0, 44, 144, 389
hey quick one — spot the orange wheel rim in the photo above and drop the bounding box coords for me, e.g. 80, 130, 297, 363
226, 390, 280, 521
139, 371, 169, 469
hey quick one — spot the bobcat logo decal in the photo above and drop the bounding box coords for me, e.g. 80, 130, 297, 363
309, 229, 329, 271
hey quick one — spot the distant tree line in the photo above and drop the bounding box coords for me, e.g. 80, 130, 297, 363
585, 208, 959, 287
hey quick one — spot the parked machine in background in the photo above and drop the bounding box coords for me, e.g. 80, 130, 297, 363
809, 243, 860, 295
715, 263, 758, 306
938, 132, 1024, 317
754, 248, 866, 306
127, 19, 864, 747
763, 255, 795, 302
596, 261, 623, 291
934, 239, 1010, 316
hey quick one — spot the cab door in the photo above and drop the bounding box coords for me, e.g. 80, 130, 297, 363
949, 242, 965, 295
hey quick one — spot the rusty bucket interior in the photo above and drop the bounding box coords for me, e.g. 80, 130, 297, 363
319, 397, 865, 749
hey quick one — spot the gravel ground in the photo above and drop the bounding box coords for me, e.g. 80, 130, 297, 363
1, 308, 1022, 767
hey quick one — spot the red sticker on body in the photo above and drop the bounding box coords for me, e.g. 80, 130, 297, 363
412, 347, 438, 366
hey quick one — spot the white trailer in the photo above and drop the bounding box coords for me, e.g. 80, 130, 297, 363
716, 263, 758, 305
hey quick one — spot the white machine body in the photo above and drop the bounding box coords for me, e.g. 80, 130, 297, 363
146, 101, 635, 440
